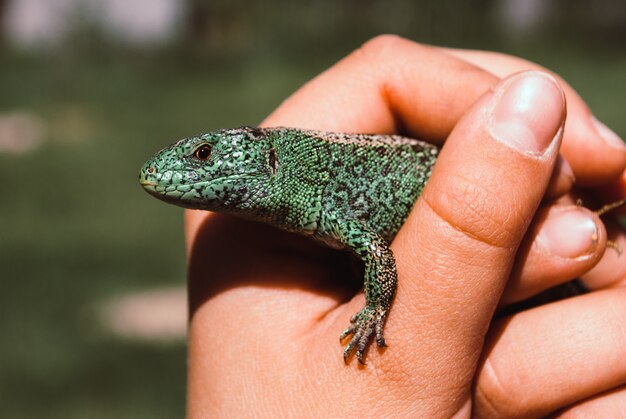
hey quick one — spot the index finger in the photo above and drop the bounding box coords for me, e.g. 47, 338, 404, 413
263, 35, 498, 140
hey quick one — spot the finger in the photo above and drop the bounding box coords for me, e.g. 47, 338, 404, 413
502, 204, 606, 304
544, 155, 575, 200
362, 71, 564, 405
593, 170, 626, 216
264, 35, 498, 141
555, 386, 626, 417
570, 172, 626, 290
580, 219, 626, 290
474, 289, 626, 418
442, 48, 626, 186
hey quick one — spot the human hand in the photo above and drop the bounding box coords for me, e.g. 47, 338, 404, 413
185, 36, 626, 417
441, 47, 626, 302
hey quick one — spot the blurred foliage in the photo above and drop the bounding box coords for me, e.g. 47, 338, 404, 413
0, 0, 624, 417
0, 38, 314, 419
181, 0, 498, 56
178, 0, 626, 57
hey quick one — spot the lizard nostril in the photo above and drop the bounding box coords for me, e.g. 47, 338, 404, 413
147, 167, 155, 174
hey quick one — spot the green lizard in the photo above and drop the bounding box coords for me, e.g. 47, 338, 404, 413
139, 126, 624, 364
140, 126, 437, 363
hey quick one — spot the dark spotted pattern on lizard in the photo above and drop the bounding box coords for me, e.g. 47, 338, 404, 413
140, 126, 439, 363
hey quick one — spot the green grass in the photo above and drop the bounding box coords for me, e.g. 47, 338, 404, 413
0, 43, 623, 417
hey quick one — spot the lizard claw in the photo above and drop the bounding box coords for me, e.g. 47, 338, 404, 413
341, 306, 388, 364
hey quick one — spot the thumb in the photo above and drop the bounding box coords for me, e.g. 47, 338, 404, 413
389, 71, 565, 411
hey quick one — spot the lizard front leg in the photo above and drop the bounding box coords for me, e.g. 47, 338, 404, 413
322, 216, 397, 364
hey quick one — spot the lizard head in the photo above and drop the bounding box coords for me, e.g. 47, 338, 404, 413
139, 126, 276, 210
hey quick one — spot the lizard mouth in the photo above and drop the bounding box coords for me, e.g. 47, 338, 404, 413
140, 175, 258, 201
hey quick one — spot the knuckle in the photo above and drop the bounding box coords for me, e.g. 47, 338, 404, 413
361, 34, 407, 51
358, 34, 423, 60
424, 170, 524, 249
475, 359, 526, 418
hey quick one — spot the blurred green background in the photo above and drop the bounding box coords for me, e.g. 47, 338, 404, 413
0, 0, 624, 417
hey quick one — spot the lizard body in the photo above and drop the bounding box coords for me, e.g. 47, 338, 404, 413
140, 126, 438, 363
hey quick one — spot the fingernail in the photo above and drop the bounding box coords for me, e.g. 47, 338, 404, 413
490, 71, 564, 155
536, 207, 599, 258
592, 116, 626, 152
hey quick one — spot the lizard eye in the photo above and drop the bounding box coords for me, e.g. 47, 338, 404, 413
194, 145, 212, 160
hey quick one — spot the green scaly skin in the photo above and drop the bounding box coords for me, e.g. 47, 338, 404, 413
140, 126, 438, 363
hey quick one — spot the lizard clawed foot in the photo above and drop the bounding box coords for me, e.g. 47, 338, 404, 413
340, 306, 388, 364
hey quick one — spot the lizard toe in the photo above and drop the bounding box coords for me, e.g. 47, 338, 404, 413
341, 306, 379, 363
340, 324, 357, 342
